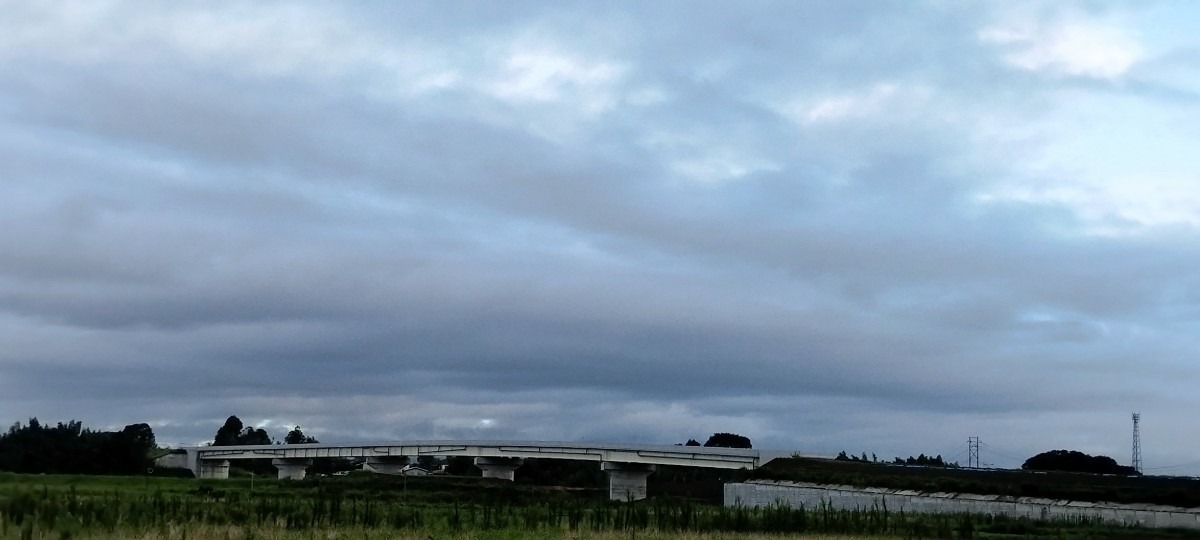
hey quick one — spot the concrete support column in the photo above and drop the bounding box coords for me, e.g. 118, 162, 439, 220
197, 459, 230, 479
602, 462, 655, 501
271, 458, 313, 480
474, 457, 523, 480
365, 456, 409, 475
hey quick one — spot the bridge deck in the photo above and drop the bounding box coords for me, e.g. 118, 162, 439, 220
187, 440, 768, 470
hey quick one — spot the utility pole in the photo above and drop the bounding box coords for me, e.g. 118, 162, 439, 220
967, 436, 981, 469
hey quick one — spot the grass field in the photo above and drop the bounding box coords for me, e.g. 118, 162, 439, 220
0, 527, 887, 540
3, 470, 1200, 539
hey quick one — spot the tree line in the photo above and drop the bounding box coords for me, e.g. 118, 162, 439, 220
211, 415, 317, 446
830, 447, 1137, 476
0, 414, 320, 478
834, 450, 958, 467
0, 418, 156, 475
1022, 449, 1138, 475
680, 433, 752, 448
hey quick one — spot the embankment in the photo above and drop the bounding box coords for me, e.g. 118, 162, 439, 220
725, 480, 1200, 529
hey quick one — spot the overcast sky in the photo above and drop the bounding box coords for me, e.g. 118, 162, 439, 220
3, 1, 1199, 473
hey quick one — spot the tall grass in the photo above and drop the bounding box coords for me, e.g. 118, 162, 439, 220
1, 477, 1193, 540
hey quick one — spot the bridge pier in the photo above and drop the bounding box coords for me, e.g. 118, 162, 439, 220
197, 459, 230, 479
602, 462, 655, 501
365, 456, 409, 475
271, 458, 312, 480
474, 457, 523, 480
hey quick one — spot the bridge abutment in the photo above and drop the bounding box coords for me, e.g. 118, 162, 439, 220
474, 457, 523, 480
365, 456, 409, 475
602, 462, 655, 501
271, 458, 312, 480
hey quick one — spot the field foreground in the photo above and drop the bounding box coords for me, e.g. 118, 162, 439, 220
3, 472, 1200, 539
3, 525, 879, 540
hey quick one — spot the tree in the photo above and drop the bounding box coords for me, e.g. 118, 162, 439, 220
121, 423, 155, 449
238, 427, 272, 446
110, 423, 156, 474
0, 418, 155, 475
445, 455, 478, 476
515, 458, 604, 488
284, 426, 317, 445
213, 416, 244, 446
212, 416, 273, 446
703, 432, 752, 449
1022, 449, 1138, 475
684, 439, 701, 447
416, 455, 440, 470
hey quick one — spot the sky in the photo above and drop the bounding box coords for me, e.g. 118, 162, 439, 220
2, 1, 1200, 474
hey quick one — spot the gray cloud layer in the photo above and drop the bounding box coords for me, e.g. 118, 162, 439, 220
2, 1, 1198, 471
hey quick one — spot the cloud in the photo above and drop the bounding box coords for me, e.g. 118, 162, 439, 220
485, 47, 624, 105
978, 175, 1200, 236
1, 1, 1199, 474
981, 10, 1144, 79
785, 83, 936, 124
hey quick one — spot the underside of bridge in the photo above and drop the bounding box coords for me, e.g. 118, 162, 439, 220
195, 455, 663, 500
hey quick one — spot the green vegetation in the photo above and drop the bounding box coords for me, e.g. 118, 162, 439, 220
0, 420, 155, 476
701, 433, 752, 449
753, 457, 1200, 508
834, 450, 959, 468
1023, 449, 1138, 475
282, 426, 317, 445
676, 433, 752, 449
212, 416, 272, 447
2, 472, 1198, 539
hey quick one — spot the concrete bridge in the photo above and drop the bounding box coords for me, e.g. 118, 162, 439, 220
184, 440, 780, 500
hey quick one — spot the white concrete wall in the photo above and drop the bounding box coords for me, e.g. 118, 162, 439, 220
725, 480, 1200, 530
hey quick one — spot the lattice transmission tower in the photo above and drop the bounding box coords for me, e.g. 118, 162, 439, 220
967, 436, 981, 468
1132, 412, 1142, 474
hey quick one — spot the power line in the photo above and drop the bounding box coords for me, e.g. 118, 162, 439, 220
938, 440, 968, 458
1144, 462, 1200, 471
979, 441, 1026, 463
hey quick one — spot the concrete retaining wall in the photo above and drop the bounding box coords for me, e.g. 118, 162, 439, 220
725, 480, 1200, 530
